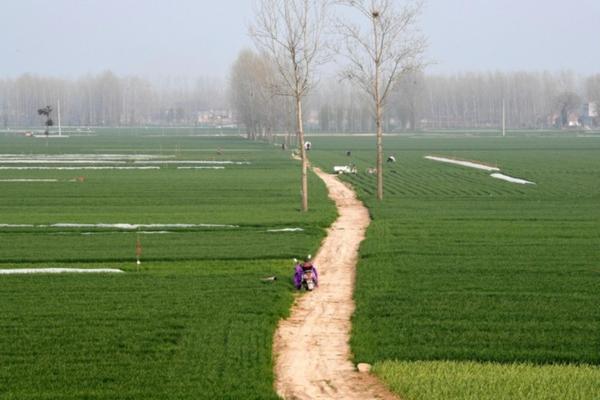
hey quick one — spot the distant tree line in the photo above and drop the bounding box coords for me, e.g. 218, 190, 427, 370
412, 71, 600, 129
231, 59, 600, 133
2, 69, 598, 132
0, 71, 226, 127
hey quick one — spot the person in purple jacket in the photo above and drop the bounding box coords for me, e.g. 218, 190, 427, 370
294, 255, 318, 290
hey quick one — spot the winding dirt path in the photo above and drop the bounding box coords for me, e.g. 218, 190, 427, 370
274, 168, 397, 400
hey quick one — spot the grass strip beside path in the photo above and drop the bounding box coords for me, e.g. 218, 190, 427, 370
374, 360, 600, 400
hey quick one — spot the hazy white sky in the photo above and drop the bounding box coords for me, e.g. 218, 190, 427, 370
1, 0, 599, 79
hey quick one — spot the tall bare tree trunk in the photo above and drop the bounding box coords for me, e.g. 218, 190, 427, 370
374, 17, 384, 201
297, 95, 308, 212
376, 101, 383, 200
337, 0, 426, 201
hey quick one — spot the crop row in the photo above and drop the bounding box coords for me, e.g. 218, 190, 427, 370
0, 134, 336, 399
310, 136, 599, 366
0, 260, 293, 400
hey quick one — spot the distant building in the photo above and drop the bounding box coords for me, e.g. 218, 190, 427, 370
582, 102, 598, 118
580, 102, 598, 127
197, 110, 236, 128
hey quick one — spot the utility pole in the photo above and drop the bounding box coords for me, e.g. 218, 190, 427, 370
502, 98, 506, 137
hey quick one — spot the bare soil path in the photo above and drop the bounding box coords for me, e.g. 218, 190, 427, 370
274, 168, 398, 400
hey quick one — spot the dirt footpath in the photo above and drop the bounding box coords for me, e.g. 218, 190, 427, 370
273, 168, 397, 400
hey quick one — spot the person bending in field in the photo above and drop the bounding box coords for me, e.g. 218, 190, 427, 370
294, 255, 318, 289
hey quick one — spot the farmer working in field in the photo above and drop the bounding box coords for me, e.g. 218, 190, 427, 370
294, 255, 319, 289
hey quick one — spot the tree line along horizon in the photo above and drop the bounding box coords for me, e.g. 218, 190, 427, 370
1, 0, 598, 133
1, 0, 599, 208
2, 67, 598, 131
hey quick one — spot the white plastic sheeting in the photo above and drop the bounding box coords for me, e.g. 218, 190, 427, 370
0, 268, 124, 275
490, 173, 536, 185
425, 156, 500, 171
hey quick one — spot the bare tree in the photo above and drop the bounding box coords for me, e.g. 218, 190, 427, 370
554, 91, 581, 128
391, 71, 425, 130
587, 75, 600, 107
230, 50, 264, 140
229, 49, 286, 141
37, 105, 53, 135
336, 0, 427, 200
250, 0, 329, 212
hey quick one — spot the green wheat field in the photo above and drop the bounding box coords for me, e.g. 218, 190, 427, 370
1, 129, 598, 399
